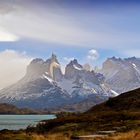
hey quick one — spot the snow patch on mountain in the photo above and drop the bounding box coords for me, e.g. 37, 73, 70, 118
110, 90, 119, 96
42, 74, 53, 83
73, 64, 82, 70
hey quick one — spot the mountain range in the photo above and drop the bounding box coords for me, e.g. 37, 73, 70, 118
0, 54, 139, 111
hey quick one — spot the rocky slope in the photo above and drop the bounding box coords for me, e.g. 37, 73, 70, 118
99, 57, 140, 93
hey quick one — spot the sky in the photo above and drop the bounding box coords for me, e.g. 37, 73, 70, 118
0, 0, 140, 89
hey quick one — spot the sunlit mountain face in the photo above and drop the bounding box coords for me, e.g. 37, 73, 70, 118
0, 0, 140, 93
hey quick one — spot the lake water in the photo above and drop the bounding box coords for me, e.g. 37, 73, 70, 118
0, 115, 56, 130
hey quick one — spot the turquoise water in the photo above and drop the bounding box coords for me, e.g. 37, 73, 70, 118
0, 115, 56, 130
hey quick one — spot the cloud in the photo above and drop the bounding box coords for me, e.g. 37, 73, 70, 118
0, 50, 32, 89
0, 1, 139, 48
0, 8, 98, 46
0, 0, 140, 57
87, 49, 99, 60
0, 28, 19, 42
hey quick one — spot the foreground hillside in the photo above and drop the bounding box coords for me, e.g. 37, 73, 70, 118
0, 88, 140, 139
27, 88, 140, 135
88, 87, 140, 112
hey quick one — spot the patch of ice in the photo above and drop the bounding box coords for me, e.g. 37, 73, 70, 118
43, 74, 53, 83
132, 63, 140, 80
132, 63, 137, 68
110, 90, 119, 96
73, 65, 82, 70
132, 63, 140, 74
45, 72, 49, 75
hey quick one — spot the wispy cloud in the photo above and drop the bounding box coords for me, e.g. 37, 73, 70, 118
0, 28, 19, 42
0, 49, 32, 89
0, 0, 140, 60
0, 0, 140, 49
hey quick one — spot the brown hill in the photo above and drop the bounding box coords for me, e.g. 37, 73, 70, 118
0, 103, 41, 114
28, 88, 140, 134
87, 88, 140, 113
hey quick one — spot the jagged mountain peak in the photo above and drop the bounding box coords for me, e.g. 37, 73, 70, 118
67, 59, 83, 70
30, 58, 44, 64
124, 56, 137, 61
69, 59, 81, 65
107, 56, 140, 63
106, 57, 123, 63
70, 59, 78, 64
26, 54, 62, 82
49, 53, 59, 64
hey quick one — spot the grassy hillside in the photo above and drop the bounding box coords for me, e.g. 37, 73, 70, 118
27, 88, 140, 135
88, 88, 140, 113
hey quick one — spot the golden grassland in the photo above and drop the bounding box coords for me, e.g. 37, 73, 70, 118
0, 129, 140, 140
102, 130, 140, 140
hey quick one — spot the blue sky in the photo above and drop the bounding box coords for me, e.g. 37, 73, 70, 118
0, 0, 140, 62
0, 0, 140, 88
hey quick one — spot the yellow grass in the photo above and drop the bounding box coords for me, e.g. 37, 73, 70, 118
96, 130, 140, 140
33, 130, 140, 140
0, 130, 139, 140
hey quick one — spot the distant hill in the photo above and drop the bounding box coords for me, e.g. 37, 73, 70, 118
46, 94, 106, 113
0, 103, 47, 114
28, 88, 140, 134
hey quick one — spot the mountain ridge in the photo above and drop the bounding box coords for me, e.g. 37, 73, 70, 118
0, 54, 139, 111
99, 56, 140, 93
0, 54, 116, 109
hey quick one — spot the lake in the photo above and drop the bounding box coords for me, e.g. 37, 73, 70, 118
0, 115, 56, 130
